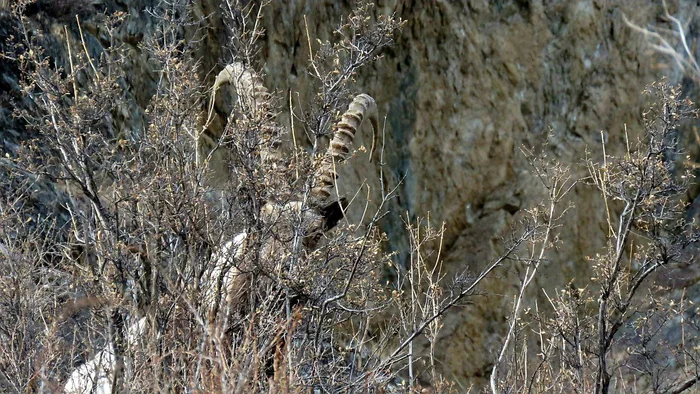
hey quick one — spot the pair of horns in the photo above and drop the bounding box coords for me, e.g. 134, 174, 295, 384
203, 63, 379, 204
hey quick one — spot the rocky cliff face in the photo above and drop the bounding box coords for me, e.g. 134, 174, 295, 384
261, 0, 700, 384
2, 0, 699, 387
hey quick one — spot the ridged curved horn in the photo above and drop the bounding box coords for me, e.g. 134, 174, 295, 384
205, 63, 269, 126
312, 94, 378, 201
198, 63, 271, 167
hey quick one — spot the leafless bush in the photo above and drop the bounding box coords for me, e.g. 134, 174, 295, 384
492, 81, 700, 394
0, 0, 526, 389
3, 1, 699, 394
1, 1, 443, 392
625, 0, 700, 82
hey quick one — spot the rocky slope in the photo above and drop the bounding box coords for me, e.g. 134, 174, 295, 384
2, 0, 699, 388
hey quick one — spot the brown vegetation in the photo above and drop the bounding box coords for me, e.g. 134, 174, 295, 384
0, 1, 699, 393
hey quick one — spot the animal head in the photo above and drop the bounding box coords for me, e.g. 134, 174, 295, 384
201, 62, 377, 238
200, 62, 378, 324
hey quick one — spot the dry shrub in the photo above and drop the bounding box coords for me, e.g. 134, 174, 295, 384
1, 1, 699, 394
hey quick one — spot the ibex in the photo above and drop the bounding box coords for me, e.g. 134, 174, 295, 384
63, 62, 378, 393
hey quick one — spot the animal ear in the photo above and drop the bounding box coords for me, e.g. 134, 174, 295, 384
319, 197, 348, 231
